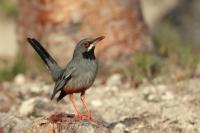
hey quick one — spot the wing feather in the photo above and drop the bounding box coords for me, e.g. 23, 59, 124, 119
50, 66, 76, 100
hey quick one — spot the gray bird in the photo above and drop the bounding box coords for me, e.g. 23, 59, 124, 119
27, 36, 105, 121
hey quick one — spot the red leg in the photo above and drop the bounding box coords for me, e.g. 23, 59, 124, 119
69, 94, 87, 119
80, 94, 96, 122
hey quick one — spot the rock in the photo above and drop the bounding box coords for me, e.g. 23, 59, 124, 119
26, 113, 111, 133
157, 85, 167, 91
110, 86, 119, 93
143, 85, 160, 102
0, 113, 111, 133
107, 74, 122, 86
161, 91, 174, 100
40, 84, 51, 94
0, 84, 15, 112
143, 84, 173, 102
29, 84, 42, 94
15, 83, 51, 98
143, 85, 156, 95
91, 100, 103, 107
19, 97, 52, 117
19, 98, 35, 116
0, 113, 31, 133
145, 93, 160, 102
112, 123, 126, 133
14, 74, 26, 85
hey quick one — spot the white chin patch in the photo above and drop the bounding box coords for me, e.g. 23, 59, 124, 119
87, 44, 95, 52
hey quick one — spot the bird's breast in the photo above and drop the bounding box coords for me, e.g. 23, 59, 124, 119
66, 59, 97, 91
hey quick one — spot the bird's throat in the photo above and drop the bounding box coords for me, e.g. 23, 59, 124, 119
82, 49, 96, 60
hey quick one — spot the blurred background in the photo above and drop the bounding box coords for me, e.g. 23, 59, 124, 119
1, 0, 200, 132
0, 0, 200, 82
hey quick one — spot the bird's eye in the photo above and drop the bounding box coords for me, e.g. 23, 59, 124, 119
82, 42, 90, 47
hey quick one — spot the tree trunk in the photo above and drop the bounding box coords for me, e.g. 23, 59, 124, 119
17, 0, 153, 72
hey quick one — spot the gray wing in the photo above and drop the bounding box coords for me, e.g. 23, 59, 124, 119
50, 65, 76, 100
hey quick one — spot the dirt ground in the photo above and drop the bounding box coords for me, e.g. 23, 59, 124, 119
0, 74, 200, 133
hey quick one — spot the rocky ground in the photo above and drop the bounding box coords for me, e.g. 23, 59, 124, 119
0, 73, 200, 133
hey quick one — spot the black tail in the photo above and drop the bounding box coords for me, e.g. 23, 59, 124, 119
56, 90, 67, 102
27, 38, 63, 81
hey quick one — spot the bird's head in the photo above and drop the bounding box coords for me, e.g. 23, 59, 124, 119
73, 36, 105, 59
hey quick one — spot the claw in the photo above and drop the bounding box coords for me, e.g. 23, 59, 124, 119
75, 113, 88, 119
87, 112, 96, 122
76, 112, 96, 122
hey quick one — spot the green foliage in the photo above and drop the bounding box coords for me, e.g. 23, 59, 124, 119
133, 53, 162, 79
0, 0, 17, 17
123, 52, 162, 80
0, 56, 26, 81
123, 22, 199, 81
154, 22, 199, 70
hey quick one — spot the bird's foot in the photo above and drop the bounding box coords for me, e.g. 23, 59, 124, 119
76, 113, 88, 119
87, 116, 96, 122
86, 112, 96, 122
75, 112, 96, 122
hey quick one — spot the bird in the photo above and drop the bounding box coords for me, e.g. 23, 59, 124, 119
27, 36, 105, 121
